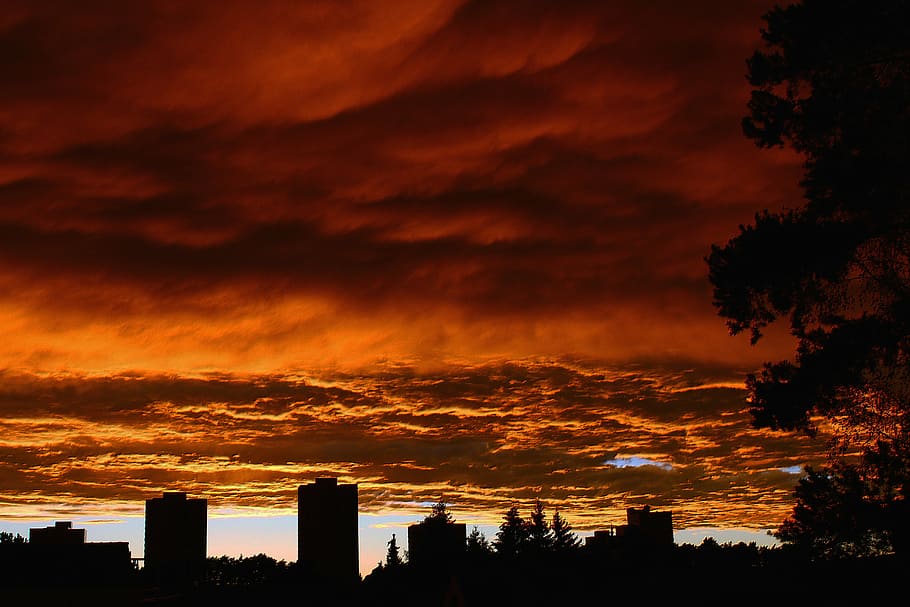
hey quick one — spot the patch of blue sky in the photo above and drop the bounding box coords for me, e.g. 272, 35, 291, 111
604, 456, 672, 470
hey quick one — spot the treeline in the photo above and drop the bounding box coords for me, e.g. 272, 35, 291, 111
376, 499, 582, 571
360, 501, 907, 606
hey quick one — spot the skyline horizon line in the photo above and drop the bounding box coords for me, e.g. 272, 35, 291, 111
3, 498, 782, 577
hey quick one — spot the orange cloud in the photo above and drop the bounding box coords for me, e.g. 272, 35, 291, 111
0, 362, 822, 530
0, 0, 817, 538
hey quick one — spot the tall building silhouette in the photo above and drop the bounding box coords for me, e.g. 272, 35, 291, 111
144, 491, 207, 581
622, 505, 673, 546
298, 477, 358, 580
585, 505, 674, 561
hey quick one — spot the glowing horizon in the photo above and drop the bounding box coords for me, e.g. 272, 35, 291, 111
3, 508, 784, 578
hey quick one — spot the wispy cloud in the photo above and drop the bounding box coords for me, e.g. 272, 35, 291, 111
0, 361, 822, 529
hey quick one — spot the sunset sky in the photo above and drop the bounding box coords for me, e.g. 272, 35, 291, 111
0, 0, 825, 574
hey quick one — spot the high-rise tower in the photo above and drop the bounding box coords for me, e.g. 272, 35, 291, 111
144, 491, 207, 581
298, 477, 358, 580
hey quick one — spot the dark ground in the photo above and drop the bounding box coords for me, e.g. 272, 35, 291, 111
5, 554, 902, 606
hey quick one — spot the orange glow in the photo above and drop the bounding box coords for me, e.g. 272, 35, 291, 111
0, 0, 819, 556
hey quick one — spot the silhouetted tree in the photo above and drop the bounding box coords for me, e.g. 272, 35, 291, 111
776, 462, 893, 559
550, 510, 580, 552
0, 532, 26, 544
204, 554, 294, 587
699, 537, 720, 550
494, 506, 529, 558
466, 526, 493, 558
527, 499, 552, 553
677, 539, 771, 571
707, 0, 910, 557
385, 533, 403, 568
425, 501, 454, 525
863, 440, 910, 553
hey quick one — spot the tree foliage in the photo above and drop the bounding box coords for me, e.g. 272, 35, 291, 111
204, 554, 293, 587
492, 502, 580, 558
466, 525, 493, 557
551, 510, 581, 552
0, 532, 26, 544
708, 0, 910, 557
527, 499, 553, 553
424, 501, 454, 526
385, 533, 403, 568
710, 0, 910, 438
776, 463, 890, 559
776, 443, 910, 557
494, 506, 529, 558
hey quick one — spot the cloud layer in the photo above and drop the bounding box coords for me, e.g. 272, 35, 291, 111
0, 361, 821, 531
0, 0, 800, 370
0, 1, 819, 534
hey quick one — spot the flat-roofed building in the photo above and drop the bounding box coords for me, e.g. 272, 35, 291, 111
298, 477, 358, 580
619, 506, 673, 546
144, 491, 207, 582
29, 521, 86, 546
585, 505, 674, 563
1, 521, 132, 584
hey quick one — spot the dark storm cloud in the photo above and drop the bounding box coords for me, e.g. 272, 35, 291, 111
0, 0, 798, 328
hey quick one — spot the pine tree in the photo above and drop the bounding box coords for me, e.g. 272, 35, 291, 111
551, 510, 580, 552
425, 501, 454, 525
528, 498, 553, 553
385, 533, 403, 568
494, 505, 529, 558
466, 525, 493, 557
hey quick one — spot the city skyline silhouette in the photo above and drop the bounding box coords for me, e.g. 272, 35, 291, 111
3, 482, 698, 579
4, 488, 904, 605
